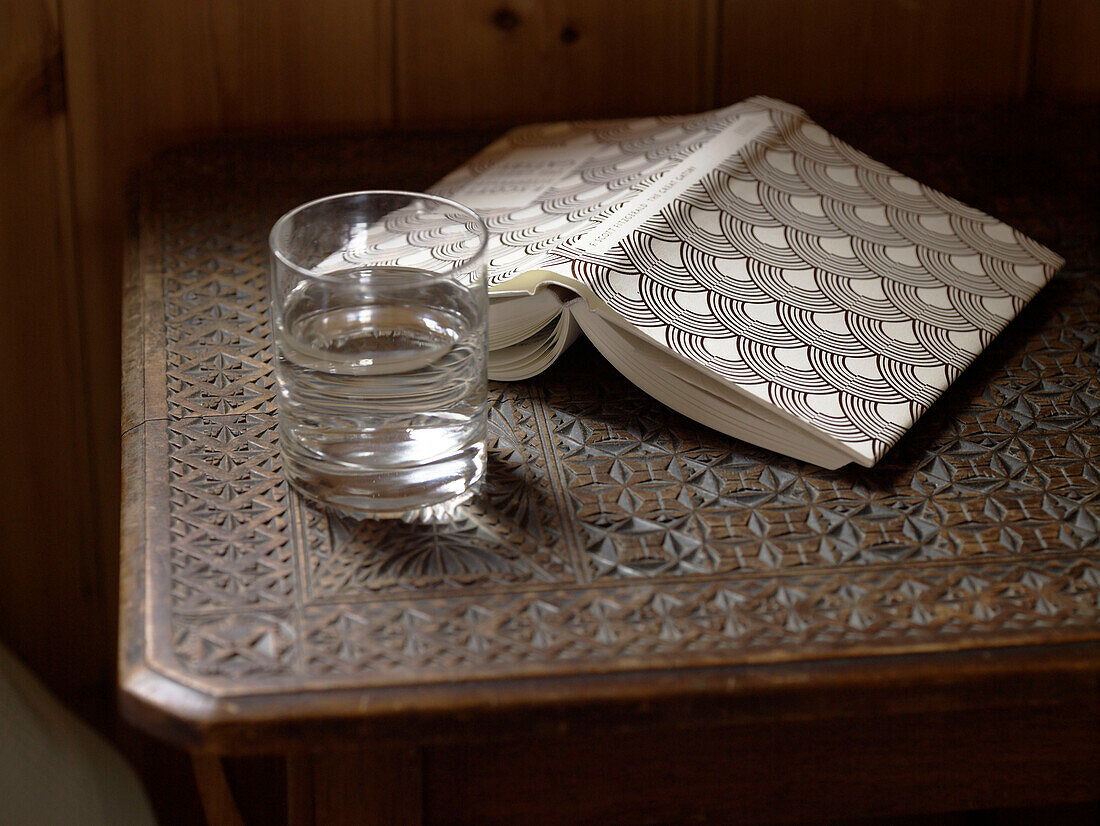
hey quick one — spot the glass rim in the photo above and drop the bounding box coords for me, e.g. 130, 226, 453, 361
269, 189, 490, 282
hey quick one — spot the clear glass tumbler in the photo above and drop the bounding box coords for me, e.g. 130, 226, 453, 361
269, 191, 489, 519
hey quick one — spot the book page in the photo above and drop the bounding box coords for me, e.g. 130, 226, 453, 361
575, 111, 772, 254
430, 106, 755, 289
443, 138, 599, 210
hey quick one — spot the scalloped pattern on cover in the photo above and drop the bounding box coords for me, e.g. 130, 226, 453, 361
436, 98, 1064, 464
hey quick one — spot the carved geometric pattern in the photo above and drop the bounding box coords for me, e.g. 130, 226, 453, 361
541, 325, 1100, 580
134, 132, 1100, 695
172, 610, 297, 678
301, 385, 579, 600
299, 556, 1100, 680
163, 209, 278, 419
167, 414, 291, 613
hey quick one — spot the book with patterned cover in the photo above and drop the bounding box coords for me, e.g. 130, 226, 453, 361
426, 96, 1063, 468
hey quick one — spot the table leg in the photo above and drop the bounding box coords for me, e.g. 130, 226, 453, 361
287, 745, 422, 826
191, 754, 246, 826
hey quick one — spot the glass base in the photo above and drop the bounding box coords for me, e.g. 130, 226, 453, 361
322, 485, 478, 523
282, 449, 485, 523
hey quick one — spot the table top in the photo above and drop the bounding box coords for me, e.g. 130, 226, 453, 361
120, 104, 1100, 754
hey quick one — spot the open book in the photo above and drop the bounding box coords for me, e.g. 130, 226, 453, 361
426, 97, 1063, 468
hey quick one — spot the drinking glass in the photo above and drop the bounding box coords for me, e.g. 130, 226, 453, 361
269, 191, 489, 519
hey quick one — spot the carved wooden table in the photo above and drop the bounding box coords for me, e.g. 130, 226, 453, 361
121, 107, 1100, 825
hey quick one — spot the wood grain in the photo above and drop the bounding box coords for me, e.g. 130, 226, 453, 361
292, 747, 422, 826
422, 701, 1099, 825
0, 0, 107, 709
191, 755, 247, 826
1033, 0, 1100, 98
64, 0, 394, 151
394, 0, 718, 126
718, 0, 1034, 107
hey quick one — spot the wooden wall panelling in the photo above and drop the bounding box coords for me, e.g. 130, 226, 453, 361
395, 0, 719, 127
63, 0, 396, 171
0, 0, 106, 708
1032, 0, 1100, 98
717, 0, 1034, 109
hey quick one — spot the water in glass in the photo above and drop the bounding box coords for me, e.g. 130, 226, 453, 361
273, 265, 487, 518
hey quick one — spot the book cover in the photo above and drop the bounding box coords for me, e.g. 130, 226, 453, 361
363, 97, 1065, 467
